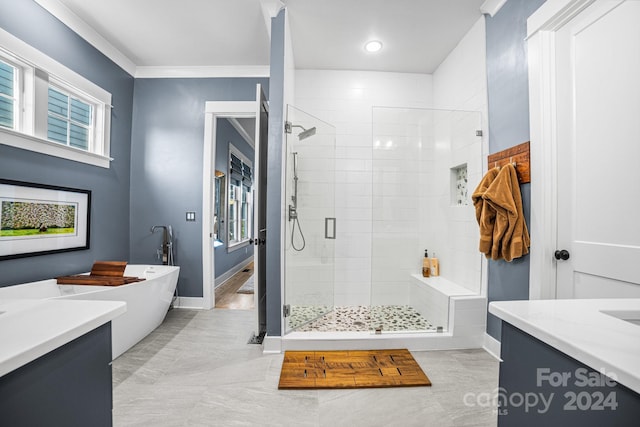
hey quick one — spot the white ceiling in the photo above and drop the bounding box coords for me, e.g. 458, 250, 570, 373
284, 0, 485, 73
43, 0, 485, 75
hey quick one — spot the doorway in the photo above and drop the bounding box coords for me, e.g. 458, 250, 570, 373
202, 84, 268, 339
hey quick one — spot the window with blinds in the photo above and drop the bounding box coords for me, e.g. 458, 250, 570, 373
0, 59, 16, 130
230, 153, 253, 188
228, 145, 253, 249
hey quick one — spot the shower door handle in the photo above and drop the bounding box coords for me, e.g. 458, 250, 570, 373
325, 218, 336, 239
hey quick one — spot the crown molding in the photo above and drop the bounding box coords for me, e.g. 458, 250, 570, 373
34, 0, 137, 76
36, 0, 274, 79
260, 0, 285, 37
480, 0, 508, 17
34, 0, 494, 81
134, 65, 270, 79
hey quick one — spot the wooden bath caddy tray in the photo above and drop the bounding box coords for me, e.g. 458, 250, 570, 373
56, 261, 145, 286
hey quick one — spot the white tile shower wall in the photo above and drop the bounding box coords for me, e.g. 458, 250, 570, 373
429, 17, 488, 294
284, 108, 336, 308
372, 110, 425, 307
295, 70, 433, 306
291, 15, 488, 305
420, 110, 482, 294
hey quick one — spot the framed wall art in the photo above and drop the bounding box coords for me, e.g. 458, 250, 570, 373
0, 179, 91, 260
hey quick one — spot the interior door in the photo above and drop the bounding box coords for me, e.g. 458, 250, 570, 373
254, 84, 268, 336
555, 0, 640, 298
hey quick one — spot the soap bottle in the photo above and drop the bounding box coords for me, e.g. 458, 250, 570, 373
430, 252, 440, 277
422, 249, 431, 277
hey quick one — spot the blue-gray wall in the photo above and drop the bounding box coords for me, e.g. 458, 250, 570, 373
0, 0, 548, 343
214, 119, 254, 280
485, 0, 545, 340
129, 78, 268, 298
265, 9, 286, 337
0, 0, 134, 287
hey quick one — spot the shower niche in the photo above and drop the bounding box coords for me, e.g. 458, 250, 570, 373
451, 164, 469, 206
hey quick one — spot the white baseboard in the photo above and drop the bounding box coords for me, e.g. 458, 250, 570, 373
262, 335, 282, 354
483, 332, 502, 361
215, 257, 254, 289
173, 296, 205, 309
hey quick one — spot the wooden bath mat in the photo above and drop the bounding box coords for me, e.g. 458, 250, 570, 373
278, 349, 431, 389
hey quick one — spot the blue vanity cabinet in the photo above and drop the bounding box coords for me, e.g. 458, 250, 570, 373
497, 322, 640, 426
0, 323, 113, 427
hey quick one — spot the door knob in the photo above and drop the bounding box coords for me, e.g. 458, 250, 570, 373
554, 249, 570, 260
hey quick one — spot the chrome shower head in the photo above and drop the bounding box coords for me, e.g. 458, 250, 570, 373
297, 126, 316, 141
285, 121, 317, 141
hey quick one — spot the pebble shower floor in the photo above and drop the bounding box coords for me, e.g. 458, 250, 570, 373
288, 305, 437, 332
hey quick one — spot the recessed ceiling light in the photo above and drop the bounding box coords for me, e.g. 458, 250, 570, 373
364, 40, 383, 53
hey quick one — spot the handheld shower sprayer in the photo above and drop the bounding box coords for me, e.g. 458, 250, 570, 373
285, 119, 317, 252
289, 152, 299, 220
289, 152, 298, 214
288, 151, 306, 251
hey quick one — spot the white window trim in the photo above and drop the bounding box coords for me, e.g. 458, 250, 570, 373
0, 27, 112, 168
0, 54, 22, 131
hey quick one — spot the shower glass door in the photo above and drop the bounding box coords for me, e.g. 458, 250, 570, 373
283, 105, 336, 334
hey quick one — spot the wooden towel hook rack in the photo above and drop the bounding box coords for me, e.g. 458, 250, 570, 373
487, 141, 530, 184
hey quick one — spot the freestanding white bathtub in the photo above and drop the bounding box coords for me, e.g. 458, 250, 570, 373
0, 265, 179, 358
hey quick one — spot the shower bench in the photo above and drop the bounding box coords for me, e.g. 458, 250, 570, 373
410, 274, 486, 348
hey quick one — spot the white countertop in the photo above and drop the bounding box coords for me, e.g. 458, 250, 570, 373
489, 299, 640, 395
0, 298, 126, 377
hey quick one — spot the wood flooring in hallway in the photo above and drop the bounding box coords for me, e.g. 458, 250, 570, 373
214, 262, 254, 310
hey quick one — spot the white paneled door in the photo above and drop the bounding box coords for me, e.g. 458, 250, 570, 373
554, 0, 640, 298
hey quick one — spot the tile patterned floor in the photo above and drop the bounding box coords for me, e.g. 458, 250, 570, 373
288, 305, 437, 332
112, 308, 499, 427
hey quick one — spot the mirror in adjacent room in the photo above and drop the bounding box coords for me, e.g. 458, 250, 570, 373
213, 170, 225, 248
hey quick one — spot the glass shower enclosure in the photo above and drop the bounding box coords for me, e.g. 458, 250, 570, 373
283, 105, 336, 333
370, 107, 483, 333
283, 105, 482, 336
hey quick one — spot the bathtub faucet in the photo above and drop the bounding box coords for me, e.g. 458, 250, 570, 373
151, 225, 174, 266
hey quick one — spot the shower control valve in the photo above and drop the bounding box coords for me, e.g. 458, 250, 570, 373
288, 204, 298, 221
